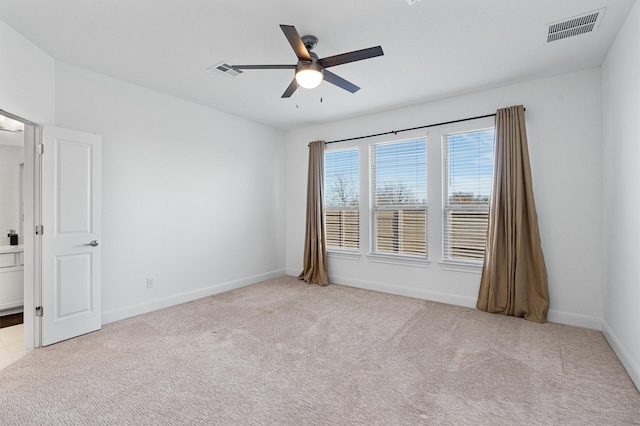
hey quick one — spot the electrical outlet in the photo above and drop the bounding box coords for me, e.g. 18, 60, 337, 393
146, 277, 155, 288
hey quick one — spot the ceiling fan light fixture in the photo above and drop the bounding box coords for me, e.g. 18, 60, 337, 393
295, 62, 323, 89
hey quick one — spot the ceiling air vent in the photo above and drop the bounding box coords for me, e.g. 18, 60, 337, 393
546, 8, 606, 42
208, 62, 243, 78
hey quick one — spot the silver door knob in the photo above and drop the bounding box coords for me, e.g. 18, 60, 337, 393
84, 240, 99, 247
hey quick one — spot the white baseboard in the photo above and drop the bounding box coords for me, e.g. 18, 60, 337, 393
328, 274, 478, 308
0, 307, 24, 316
101, 268, 286, 325
285, 268, 300, 277
547, 310, 602, 330
328, 274, 603, 330
602, 320, 640, 391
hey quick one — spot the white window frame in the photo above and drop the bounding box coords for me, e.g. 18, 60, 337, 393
324, 144, 360, 256
440, 122, 495, 271
368, 137, 429, 264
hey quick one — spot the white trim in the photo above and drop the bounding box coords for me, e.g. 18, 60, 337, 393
328, 274, 477, 308
329, 274, 604, 331
0, 307, 23, 316
602, 320, 640, 391
438, 118, 495, 136
327, 250, 362, 260
327, 250, 361, 260
438, 260, 483, 274
325, 139, 360, 150
285, 268, 300, 277
366, 253, 430, 268
24, 122, 40, 350
101, 268, 285, 325
546, 309, 602, 330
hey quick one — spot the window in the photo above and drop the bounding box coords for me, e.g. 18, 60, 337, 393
325, 147, 359, 251
371, 139, 427, 257
442, 128, 495, 262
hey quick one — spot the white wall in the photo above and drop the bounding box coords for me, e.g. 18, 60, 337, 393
0, 145, 22, 245
0, 19, 55, 124
602, 0, 640, 389
286, 68, 604, 329
0, 18, 55, 349
54, 62, 286, 323
1, 16, 287, 330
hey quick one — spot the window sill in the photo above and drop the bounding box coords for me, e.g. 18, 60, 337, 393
366, 253, 430, 268
439, 260, 483, 274
327, 250, 361, 261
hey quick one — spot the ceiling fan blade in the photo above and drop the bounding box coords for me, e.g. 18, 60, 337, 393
281, 78, 298, 98
231, 65, 296, 70
319, 46, 384, 69
323, 70, 360, 93
280, 25, 312, 61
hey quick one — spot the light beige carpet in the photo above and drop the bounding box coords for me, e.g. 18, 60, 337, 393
0, 275, 638, 425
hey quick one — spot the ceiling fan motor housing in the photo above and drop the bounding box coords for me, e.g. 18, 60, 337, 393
301, 35, 318, 52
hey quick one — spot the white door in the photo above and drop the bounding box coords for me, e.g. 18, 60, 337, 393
41, 126, 101, 346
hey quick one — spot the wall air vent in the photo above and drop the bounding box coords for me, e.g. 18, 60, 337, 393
546, 8, 606, 42
208, 62, 243, 78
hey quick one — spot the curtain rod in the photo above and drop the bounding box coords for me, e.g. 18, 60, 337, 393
323, 110, 523, 145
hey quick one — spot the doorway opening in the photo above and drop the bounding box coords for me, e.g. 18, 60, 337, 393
0, 109, 41, 370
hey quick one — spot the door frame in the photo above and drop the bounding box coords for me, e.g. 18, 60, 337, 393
0, 108, 41, 350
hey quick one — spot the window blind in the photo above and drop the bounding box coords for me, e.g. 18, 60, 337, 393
371, 139, 427, 257
325, 148, 359, 250
442, 129, 495, 261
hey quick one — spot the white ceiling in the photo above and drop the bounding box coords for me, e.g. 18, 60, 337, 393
0, 0, 635, 130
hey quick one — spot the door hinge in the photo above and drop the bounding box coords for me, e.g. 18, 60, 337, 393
35, 306, 43, 317
35, 224, 44, 235
37, 143, 44, 155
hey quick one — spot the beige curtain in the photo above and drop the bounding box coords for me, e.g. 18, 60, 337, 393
298, 141, 329, 286
477, 105, 549, 323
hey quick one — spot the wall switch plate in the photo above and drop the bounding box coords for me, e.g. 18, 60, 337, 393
146, 277, 155, 288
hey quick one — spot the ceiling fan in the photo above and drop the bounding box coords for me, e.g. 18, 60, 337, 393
230, 25, 384, 98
